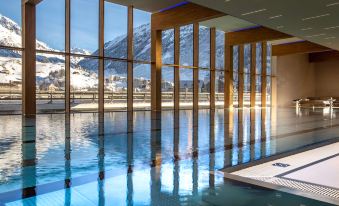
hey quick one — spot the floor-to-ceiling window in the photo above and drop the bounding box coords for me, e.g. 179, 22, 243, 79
198, 25, 210, 108
180, 24, 194, 109
36, 0, 65, 113
244, 44, 251, 107
133, 8, 151, 110
233, 46, 239, 107
0, 0, 22, 114
255, 43, 262, 107
216, 30, 225, 108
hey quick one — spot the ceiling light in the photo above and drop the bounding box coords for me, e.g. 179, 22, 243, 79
324, 36, 336, 40
306, 33, 326, 38
324, 25, 339, 30
326, 2, 339, 6
269, 15, 283, 19
241, 9, 266, 16
301, 27, 312, 31
302, 13, 330, 21
276, 26, 284, 29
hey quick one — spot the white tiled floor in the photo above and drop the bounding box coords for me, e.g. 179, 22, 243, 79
232, 142, 339, 179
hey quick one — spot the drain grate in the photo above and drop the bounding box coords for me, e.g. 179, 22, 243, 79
272, 163, 290, 168
246, 176, 339, 200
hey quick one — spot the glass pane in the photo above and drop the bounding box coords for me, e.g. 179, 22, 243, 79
199, 69, 210, 107
71, 0, 98, 54
244, 74, 251, 107
36, 0, 65, 51
180, 25, 193, 66
104, 2, 127, 58
233, 46, 239, 106
0, 0, 21, 48
216, 71, 224, 107
133, 63, 151, 110
36, 53, 65, 113
179, 68, 193, 108
199, 26, 210, 68
256, 75, 262, 106
244, 44, 251, 74
267, 77, 272, 106
0, 49, 22, 114
162, 29, 174, 65
267, 43, 272, 75
70, 57, 98, 112
162, 66, 174, 109
256, 43, 262, 74
216, 30, 225, 70
104, 60, 127, 111
134, 9, 151, 62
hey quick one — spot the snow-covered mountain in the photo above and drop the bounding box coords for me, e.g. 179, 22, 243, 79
0, 13, 228, 92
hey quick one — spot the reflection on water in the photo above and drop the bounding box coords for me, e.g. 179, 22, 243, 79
0, 108, 338, 205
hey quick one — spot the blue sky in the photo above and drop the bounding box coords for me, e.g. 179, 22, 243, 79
0, 0, 150, 52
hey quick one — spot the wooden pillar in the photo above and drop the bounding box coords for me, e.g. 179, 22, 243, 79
174, 27, 180, 111
250, 43, 256, 108
65, 0, 71, 113
238, 45, 244, 108
22, 1, 36, 116
224, 34, 233, 108
261, 42, 267, 107
151, 29, 162, 111
210, 28, 216, 110
98, 0, 104, 113
127, 6, 134, 112
193, 23, 199, 110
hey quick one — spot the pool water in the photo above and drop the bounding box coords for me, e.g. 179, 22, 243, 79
0, 108, 338, 205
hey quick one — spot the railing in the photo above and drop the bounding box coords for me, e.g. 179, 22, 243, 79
0, 91, 226, 103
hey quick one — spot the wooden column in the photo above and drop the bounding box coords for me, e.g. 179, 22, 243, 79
193, 23, 199, 111
65, 0, 71, 113
261, 42, 267, 107
127, 6, 134, 112
151, 29, 162, 111
250, 43, 256, 108
224, 34, 233, 108
238, 45, 244, 108
174, 27, 180, 111
210, 28, 216, 110
98, 0, 104, 113
22, 1, 36, 116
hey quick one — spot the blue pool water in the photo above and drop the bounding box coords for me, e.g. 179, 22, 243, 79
0, 108, 338, 205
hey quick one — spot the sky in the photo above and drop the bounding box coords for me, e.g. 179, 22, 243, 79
0, 0, 151, 52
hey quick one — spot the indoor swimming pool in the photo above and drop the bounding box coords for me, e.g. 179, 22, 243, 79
0, 108, 338, 205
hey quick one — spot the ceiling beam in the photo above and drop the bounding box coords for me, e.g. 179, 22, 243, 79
272, 41, 331, 56
309, 51, 339, 63
25, 0, 43, 5
151, 2, 225, 30
226, 26, 291, 46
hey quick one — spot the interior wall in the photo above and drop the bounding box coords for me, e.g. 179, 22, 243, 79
313, 60, 339, 97
274, 53, 315, 107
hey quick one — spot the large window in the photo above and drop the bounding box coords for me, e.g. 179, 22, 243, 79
233, 46, 239, 107
133, 9, 151, 62
104, 2, 127, 59
71, 58, 99, 112
162, 29, 174, 65
179, 68, 193, 109
71, 0, 98, 54
0, 0, 21, 48
244, 44, 251, 107
199, 69, 210, 107
0, 49, 22, 114
36, 0, 65, 51
104, 60, 127, 111
180, 25, 193, 66
36, 53, 65, 113
133, 63, 151, 110
162, 67, 174, 109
